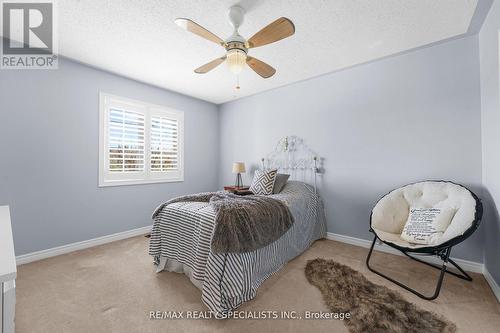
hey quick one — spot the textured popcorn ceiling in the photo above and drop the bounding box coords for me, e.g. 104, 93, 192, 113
55, 0, 477, 104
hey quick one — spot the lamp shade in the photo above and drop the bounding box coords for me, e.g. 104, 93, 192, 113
232, 162, 246, 174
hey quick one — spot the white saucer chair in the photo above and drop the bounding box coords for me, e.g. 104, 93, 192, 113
366, 181, 482, 300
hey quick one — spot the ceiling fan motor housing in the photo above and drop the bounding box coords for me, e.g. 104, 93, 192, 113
225, 40, 247, 54
226, 6, 248, 55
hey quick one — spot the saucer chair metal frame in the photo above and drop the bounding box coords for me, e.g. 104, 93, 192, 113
365, 181, 483, 300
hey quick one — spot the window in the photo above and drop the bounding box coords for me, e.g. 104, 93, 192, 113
99, 93, 184, 186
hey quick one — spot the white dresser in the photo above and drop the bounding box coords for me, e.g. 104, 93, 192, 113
0, 206, 16, 333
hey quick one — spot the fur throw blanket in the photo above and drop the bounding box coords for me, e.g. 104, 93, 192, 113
152, 191, 295, 253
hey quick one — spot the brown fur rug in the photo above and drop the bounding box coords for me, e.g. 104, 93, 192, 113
305, 258, 456, 333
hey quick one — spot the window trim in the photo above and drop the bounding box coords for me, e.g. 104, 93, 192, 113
98, 92, 184, 187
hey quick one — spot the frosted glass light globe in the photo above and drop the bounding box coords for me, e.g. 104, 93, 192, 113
226, 49, 246, 74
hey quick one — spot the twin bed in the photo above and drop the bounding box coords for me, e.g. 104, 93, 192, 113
149, 136, 326, 315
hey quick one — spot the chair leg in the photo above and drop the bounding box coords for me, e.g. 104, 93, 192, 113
447, 258, 473, 281
366, 236, 454, 300
402, 251, 472, 281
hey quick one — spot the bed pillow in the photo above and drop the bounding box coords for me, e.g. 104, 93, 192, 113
400, 207, 456, 245
250, 169, 278, 195
272, 174, 290, 194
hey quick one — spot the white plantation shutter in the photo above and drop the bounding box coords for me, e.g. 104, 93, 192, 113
99, 93, 184, 186
108, 109, 145, 173
150, 116, 179, 171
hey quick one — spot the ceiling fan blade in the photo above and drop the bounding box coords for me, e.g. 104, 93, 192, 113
194, 57, 226, 74
247, 17, 295, 48
246, 56, 276, 78
175, 18, 225, 46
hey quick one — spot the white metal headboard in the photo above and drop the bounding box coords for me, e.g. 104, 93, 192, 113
261, 136, 321, 192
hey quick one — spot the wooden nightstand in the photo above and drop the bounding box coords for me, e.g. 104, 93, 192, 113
224, 186, 253, 195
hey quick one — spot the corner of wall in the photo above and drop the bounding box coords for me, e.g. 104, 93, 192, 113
477, 0, 500, 296
215, 103, 225, 189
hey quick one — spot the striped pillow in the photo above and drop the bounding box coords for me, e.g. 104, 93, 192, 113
250, 169, 278, 195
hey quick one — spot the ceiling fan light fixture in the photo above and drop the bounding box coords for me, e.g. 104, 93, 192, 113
176, 6, 294, 80
226, 48, 246, 74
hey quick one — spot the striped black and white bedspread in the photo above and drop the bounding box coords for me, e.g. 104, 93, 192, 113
149, 181, 327, 315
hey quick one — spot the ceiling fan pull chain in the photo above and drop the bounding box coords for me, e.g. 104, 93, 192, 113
236, 75, 240, 90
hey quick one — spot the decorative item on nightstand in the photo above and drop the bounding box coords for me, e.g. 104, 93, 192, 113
232, 162, 246, 187
223, 185, 252, 195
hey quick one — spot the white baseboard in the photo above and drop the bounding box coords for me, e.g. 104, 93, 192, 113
16, 225, 151, 265
326, 232, 484, 273
483, 268, 500, 303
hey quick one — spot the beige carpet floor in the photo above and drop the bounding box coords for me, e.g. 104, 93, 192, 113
15, 236, 500, 333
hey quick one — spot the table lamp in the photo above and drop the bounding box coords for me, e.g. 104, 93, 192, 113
232, 162, 246, 188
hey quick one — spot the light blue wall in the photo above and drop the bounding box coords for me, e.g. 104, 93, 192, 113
219, 35, 484, 262
479, 0, 500, 285
0, 57, 219, 255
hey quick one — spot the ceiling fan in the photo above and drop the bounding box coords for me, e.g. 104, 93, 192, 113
175, 5, 295, 79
